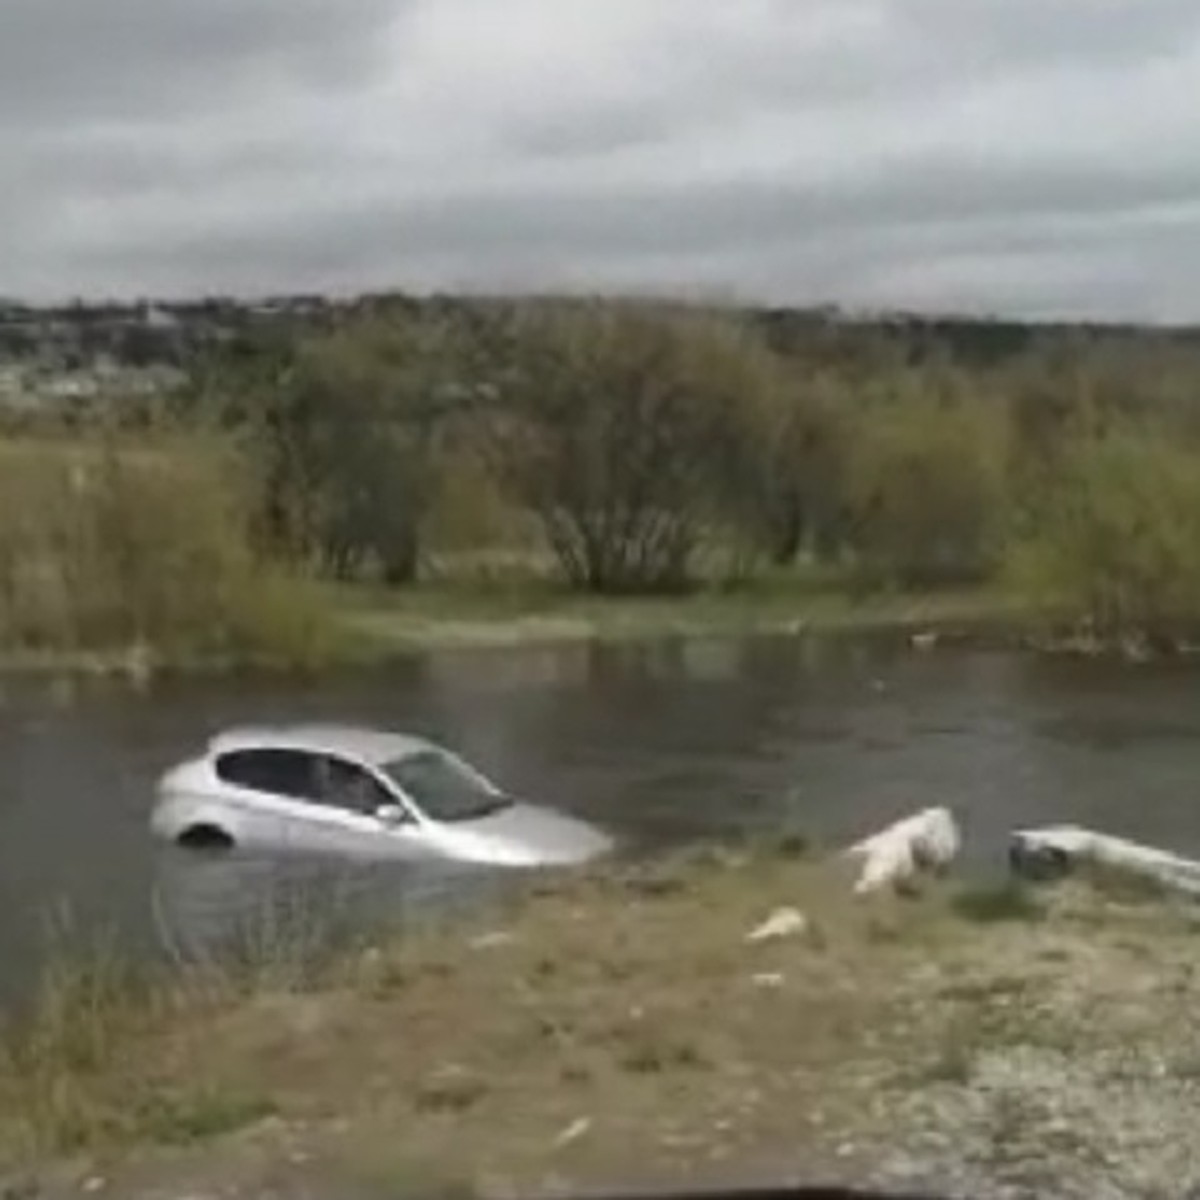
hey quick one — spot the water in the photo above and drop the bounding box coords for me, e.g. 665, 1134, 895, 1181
3, 633, 1200, 1006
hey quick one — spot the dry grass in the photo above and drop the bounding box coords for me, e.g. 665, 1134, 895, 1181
0, 434, 338, 669
4, 845, 1200, 1197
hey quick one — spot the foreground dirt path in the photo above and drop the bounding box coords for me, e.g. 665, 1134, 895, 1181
5, 846, 1200, 1199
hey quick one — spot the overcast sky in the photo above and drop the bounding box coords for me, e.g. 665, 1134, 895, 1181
4, 0, 1200, 319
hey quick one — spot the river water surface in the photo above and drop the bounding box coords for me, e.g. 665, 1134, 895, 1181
2, 633, 1200, 1006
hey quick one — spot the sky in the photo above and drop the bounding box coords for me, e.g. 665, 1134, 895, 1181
4, 0, 1200, 320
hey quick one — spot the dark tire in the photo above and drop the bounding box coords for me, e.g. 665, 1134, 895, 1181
177, 824, 235, 851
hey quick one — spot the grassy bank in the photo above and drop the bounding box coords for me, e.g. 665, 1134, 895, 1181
5, 844, 1200, 1199
336, 576, 1044, 656
0, 566, 1173, 683
0, 563, 1050, 679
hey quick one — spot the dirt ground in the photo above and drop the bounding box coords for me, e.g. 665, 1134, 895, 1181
5, 842, 1200, 1200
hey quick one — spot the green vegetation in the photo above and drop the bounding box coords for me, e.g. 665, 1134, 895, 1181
8, 297, 1200, 669
1008, 430, 1200, 651
949, 880, 1045, 924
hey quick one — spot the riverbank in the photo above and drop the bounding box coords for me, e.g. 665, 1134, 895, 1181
0, 579, 1044, 682
5, 842, 1200, 1200
4, 569, 1190, 687
337, 580, 1042, 655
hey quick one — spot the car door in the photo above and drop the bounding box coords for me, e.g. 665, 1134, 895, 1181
212, 747, 325, 851
306, 753, 437, 861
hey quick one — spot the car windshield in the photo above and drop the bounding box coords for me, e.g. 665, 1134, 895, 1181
380, 749, 513, 823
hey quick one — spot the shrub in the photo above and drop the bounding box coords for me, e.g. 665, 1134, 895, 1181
230, 316, 462, 586
1007, 429, 1200, 644
0, 434, 332, 662
476, 298, 782, 594
845, 384, 1010, 587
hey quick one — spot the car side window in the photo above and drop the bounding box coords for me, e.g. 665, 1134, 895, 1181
312, 754, 402, 818
214, 749, 316, 800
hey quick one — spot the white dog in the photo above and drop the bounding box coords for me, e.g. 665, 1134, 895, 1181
845, 806, 962, 896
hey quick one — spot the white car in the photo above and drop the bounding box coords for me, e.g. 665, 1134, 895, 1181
150, 723, 614, 868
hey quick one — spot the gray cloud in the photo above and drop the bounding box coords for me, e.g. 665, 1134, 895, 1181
0, 0, 402, 127
3, 0, 1200, 319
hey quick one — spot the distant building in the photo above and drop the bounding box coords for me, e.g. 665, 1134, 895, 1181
42, 373, 99, 401
0, 364, 24, 396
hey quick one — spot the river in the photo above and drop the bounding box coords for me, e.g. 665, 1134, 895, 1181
2, 632, 1199, 1007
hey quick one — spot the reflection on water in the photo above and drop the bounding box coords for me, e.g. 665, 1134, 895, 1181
2, 633, 1200, 1004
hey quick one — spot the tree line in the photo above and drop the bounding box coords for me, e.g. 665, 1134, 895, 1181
182, 296, 1200, 644
6, 295, 1200, 657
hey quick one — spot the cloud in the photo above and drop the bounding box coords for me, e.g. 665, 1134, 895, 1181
0, 0, 403, 128
3, 0, 1200, 319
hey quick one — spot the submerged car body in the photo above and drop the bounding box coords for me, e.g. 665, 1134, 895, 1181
150, 723, 614, 868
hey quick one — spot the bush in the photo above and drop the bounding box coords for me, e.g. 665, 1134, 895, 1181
231, 316, 461, 586
845, 384, 1010, 587
1007, 430, 1200, 644
726, 367, 854, 569
476, 298, 782, 594
0, 434, 332, 662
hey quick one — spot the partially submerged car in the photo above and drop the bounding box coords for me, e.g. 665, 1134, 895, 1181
150, 723, 614, 867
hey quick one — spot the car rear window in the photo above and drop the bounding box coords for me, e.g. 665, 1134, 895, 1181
215, 748, 316, 799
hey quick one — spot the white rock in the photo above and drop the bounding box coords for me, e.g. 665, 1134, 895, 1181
553, 1117, 592, 1147
470, 931, 516, 950
751, 972, 786, 988
746, 906, 809, 942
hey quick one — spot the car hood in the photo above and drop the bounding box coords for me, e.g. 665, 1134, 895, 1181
443, 801, 613, 867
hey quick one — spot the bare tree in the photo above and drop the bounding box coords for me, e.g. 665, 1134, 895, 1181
218, 314, 462, 585
475, 298, 778, 593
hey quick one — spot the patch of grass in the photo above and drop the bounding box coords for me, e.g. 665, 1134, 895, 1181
980, 1090, 1049, 1172
366, 960, 410, 998
0, 894, 346, 1163
1036, 946, 1072, 964
618, 869, 692, 900
1080, 862, 1180, 907
949, 880, 1044, 924
0, 915, 153, 1157
1167, 1050, 1200, 1081
865, 916, 905, 944
129, 1089, 278, 1146
897, 974, 1069, 1094
614, 1027, 711, 1075
735, 828, 812, 861
909, 1034, 976, 1087
938, 975, 1032, 1005
413, 1066, 489, 1114
343, 1149, 481, 1200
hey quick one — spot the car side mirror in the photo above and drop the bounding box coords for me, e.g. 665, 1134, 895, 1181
375, 803, 408, 826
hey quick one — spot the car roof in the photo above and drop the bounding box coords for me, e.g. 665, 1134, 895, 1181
205, 723, 437, 766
